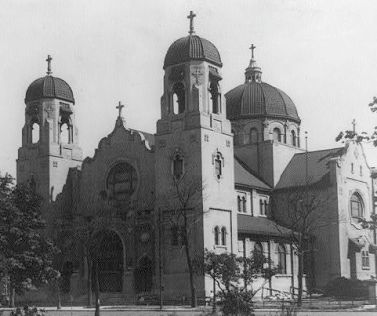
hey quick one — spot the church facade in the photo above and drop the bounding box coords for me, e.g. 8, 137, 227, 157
16, 13, 376, 304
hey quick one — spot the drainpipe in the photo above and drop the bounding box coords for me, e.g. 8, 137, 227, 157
290, 242, 295, 298
268, 240, 272, 296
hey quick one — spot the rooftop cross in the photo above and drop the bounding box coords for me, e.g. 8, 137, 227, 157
352, 118, 356, 133
249, 44, 256, 59
46, 55, 52, 75
187, 10, 196, 35
116, 101, 125, 118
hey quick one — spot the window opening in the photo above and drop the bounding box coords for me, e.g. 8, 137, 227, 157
253, 242, 264, 271
172, 82, 185, 114
221, 227, 226, 246
259, 200, 262, 215
264, 200, 268, 215
209, 81, 220, 114
291, 130, 296, 146
107, 162, 138, 201
362, 250, 370, 269
32, 122, 40, 144
214, 226, 220, 245
237, 196, 242, 212
277, 244, 287, 274
60, 122, 69, 144
350, 193, 363, 218
173, 154, 184, 180
250, 128, 258, 144
242, 197, 247, 213
273, 128, 281, 142
215, 154, 222, 179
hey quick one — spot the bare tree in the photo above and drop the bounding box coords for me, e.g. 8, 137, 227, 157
272, 185, 334, 306
159, 165, 205, 308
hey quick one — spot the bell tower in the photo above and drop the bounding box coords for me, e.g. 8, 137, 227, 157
17, 55, 83, 204
155, 12, 237, 299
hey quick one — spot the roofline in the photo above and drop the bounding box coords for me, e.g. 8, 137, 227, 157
234, 155, 272, 189
228, 113, 301, 124
292, 146, 345, 157
235, 183, 271, 192
163, 57, 223, 70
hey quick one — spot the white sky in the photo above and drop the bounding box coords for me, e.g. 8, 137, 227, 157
1, 0, 377, 177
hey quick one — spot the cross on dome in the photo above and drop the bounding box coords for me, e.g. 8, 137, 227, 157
116, 101, 125, 118
249, 44, 256, 59
352, 118, 356, 133
187, 10, 196, 35
46, 55, 52, 75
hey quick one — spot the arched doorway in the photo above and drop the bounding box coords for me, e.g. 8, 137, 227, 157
94, 231, 123, 292
134, 256, 153, 293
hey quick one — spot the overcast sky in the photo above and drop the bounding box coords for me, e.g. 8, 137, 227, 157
1, 0, 377, 177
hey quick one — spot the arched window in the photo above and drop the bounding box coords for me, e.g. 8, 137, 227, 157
277, 244, 287, 274
172, 82, 185, 114
273, 128, 281, 142
253, 242, 264, 271
264, 200, 268, 215
209, 81, 220, 114
60, 122, 70, 144
214, 226, 220, 245
250, 128, 258, 144
362, 250, 370, 269
242, 197, 247, 213
60, 114, 72, 144
221, 227, 227, 246
214, 152, 223, 180
107, 162, 138, 201
291, 130, 296, 146
350, 192, 363, 218
32, 122, 40, 144
237, 196, 242, 212
173, 153, 184, 180
259, 199, 263, 215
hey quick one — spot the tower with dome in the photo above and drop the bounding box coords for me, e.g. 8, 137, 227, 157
15, 11, 377, 306
17, 55, 82, 207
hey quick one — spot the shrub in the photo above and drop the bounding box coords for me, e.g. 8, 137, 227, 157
324, 277, 368, 299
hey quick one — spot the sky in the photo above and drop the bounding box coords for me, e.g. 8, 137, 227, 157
1, 0, 377, 177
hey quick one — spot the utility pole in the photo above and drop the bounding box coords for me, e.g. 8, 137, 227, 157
158, 208, 163, 310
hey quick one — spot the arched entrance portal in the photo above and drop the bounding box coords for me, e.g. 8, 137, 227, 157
95, 231, 123, 292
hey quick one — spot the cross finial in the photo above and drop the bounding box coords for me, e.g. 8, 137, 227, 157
46, 55, 52, 75
116, 101, 125, 118
352, 118, 356, 133
187, 10, 196, 35
249, 44, 256, 59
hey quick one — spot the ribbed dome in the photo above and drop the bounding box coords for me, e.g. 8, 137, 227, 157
164, 35, 222, 69
225, 82, 300, 123
25, 75, 75, 104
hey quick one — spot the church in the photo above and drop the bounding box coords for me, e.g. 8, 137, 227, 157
16, 11, 377, 304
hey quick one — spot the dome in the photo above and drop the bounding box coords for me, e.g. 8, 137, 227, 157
225, 81, 300, 123
25, 75, 75, 104
164, 35, 222, 69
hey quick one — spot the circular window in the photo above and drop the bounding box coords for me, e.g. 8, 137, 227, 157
107, 162, 138, 201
